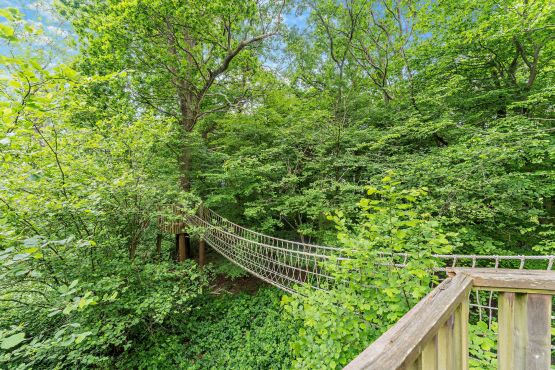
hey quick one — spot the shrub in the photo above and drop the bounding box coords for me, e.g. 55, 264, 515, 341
283, 177, 454, 369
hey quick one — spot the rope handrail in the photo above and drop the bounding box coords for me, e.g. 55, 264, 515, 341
201, 207, 343, 252
159, 204, 555, 293
162, 204, 555, 358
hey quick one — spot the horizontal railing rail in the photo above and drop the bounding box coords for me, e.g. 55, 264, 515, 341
345, 268, 555, 370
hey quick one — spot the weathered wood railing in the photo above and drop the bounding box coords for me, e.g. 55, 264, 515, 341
345, 268, 555, 370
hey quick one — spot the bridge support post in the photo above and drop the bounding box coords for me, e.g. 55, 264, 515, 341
177, 233, 188, 262
185, 233, 191, 259
199, 238, 206, 268
155, 233, 162, 261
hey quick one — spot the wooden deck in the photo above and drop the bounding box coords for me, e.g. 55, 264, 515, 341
345, 268, 555, 370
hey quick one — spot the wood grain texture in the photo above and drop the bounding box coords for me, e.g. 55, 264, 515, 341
458, 294, 469, 370
178, 233, 187, 262
436, 319, 450, 369
498, 292, 552, 370
452, 300, 469, 370
447, 268, 555, 294
498, 292, 526, 369
420, 336, 437, 370
526, 294, 551, 370
344, 273, 473, 370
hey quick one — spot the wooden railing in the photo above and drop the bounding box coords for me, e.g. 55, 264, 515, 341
345, 268, 555, 370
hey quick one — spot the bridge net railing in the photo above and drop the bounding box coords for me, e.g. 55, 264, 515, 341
191, 206, 343, 293
159, 204, 555, 355
159, 204, 554, 291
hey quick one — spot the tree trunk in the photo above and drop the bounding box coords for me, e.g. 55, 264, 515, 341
383, 89, 393, 104
176, 113, 196, 263
179, 105, 197, 191
179, 141, 192, 191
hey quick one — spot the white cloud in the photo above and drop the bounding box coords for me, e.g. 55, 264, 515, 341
24, 0, 58, 22
47, 24, 69, 37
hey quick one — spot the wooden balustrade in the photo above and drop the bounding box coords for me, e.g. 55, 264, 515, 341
157, 204, 188, 234
345, 268, 555, 370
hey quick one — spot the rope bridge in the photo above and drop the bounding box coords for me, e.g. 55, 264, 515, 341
160, 205, 555, 364
158, 204, 555, 294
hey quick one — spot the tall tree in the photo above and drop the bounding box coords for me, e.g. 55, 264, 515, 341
60, 0, 285, 190
414, 0, 555, 121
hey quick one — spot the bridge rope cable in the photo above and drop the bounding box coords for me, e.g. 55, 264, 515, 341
160, 204, 555, 294
160, 204, 555, 327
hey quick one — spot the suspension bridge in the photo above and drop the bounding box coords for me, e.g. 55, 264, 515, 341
158, 204, 554, 293
158, 204, 555, 369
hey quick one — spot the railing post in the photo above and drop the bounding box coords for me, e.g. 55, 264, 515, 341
185, 232, 191, 258
178, 233, 187, 262
436, 314, 453, 369
436, 299, 469, 370
454, 292, 469, 370
525, 294, 552, 370
420, 336, 438, 369
498, 292, 551, 370
199, 238, 206, 268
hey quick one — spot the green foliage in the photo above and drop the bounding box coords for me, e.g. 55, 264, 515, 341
192, 0, 555, 257
0, 332, 25, 350
0, 9, 205, 369
1, 254, 207, 368
469, 321, 498, 370
211, 259, 250, 281
282, 179, 454, 369
116, 288, 297, 370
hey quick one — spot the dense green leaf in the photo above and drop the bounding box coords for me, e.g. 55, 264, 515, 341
1, 332, 25, 350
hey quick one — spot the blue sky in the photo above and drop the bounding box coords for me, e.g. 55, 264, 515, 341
0, 0, 75, 58
1, 0, 53, 20
1, 0, 71, 36
1, 0, 308, 42
285, 8, 309, 30
0, 0, 307, 66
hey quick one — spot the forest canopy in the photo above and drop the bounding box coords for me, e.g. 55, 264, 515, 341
0, 0, 554, 368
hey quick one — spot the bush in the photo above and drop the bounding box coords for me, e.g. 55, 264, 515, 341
282, 177, 454, 369
116, 287, 298, 369
0, 258, 207, 369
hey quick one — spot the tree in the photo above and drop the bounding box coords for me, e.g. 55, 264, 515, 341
60, 0, 285, 190
415, 0, 555, 120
